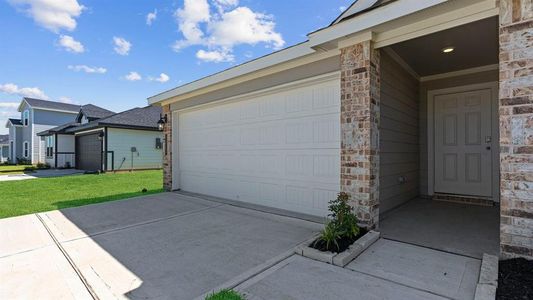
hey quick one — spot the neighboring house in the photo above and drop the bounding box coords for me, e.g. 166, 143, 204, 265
0, 135, 9, 163
5, 98, 81, 164
5, 119, 23, 163
38, 105, 163, 172
148, 0, 533, 259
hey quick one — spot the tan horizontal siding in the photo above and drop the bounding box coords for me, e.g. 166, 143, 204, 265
379, 50, 420, 214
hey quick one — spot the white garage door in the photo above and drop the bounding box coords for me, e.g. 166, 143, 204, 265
177, 75, 340, 217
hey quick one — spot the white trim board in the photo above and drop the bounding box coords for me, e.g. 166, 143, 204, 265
420, 64, 499, 82
426, 81, 499, 202
174, 71, 341, 114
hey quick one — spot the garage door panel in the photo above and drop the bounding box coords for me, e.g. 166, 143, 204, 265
76, 134, 102, 171
178, 77, 340, 217
181, 149, 339, 184
181, 114, 340, 152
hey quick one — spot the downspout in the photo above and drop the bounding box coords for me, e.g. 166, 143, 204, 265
54, 133, 58, 168
104, 127, 108, 172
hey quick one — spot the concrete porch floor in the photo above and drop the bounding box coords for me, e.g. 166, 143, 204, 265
380, 198, 500, 258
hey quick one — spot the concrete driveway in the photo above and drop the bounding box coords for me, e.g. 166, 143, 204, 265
1, 193, 322, 299
1, 192, 483, 300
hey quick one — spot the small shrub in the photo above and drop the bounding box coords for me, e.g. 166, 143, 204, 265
205, 289, 245, 300
24, 166, 36, 172
141, 188, 148, 193
17, 157, 31, 165
328, 192, 360, 239
317, 221, 341, 250
36, 163, 51, 169
312, 192, 361, 253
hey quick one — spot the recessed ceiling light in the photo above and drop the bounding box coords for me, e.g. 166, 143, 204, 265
442, 47, 455, 53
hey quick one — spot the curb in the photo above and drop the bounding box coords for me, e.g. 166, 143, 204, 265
474, 253, 499, 300
296, 230, 380, 267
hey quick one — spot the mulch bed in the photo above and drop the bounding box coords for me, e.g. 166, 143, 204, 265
497, 258, 533, 300
310, 228, 368, 253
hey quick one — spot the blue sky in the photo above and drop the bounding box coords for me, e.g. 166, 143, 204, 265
0, 0, 352, 134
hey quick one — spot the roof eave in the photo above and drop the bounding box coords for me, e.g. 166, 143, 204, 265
147, 0, 448, 106
307, 0, 447, 49
147, 41, 315, 105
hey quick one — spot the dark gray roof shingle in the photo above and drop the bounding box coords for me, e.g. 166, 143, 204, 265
80, 104, 115, 120
66, 105, 162, 133
37, 122, 81, 136
24, 97, 81, 112
8, 118, 22, 126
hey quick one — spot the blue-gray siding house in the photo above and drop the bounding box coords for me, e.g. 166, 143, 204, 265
5, 98, 81, 164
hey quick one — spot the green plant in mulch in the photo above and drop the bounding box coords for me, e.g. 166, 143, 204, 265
312, 192, 364, 253
36, 162, 51, 169
205, 289, 245, 300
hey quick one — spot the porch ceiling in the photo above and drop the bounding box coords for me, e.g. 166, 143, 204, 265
388, 16, 498, 76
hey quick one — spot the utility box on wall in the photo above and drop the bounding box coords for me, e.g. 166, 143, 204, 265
155, 138, 162, 149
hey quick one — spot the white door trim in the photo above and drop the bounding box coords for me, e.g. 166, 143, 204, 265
427, 81, 499, 202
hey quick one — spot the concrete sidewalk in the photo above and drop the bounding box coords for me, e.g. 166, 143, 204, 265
0, 215, 92, 299
0, 169, 84, 182
236, 240, 481, 300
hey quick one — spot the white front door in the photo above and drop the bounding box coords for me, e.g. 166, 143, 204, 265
434, 89, 492, 197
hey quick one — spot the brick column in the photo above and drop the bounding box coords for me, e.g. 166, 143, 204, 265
340, 41, 380, 228
162, 104, 173, 191
499, 0, 533, 259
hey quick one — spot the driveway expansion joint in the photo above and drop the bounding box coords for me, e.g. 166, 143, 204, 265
35, 213, 100, 300
62, 203, 225, 244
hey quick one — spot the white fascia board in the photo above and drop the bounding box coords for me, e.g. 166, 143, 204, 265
148, 42, 316, 105
73, 128, 104, 135
32, 107, 79, 114
17, 99, 30, 112
307, 0, 448, 48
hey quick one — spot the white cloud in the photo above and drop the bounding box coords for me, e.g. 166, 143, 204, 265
58, 35, 84, 53
124, 72, 141, 81
113, 37, 131, 55
8, 0, 84, 33
146, 9, 157, 25
68, 65, 107, 74
174, 0, 210, 49
0, 83, 49, 99
149, 73, 170, 83
196, 49, 234, 63
173, 0, 284, 62
0, 102, 19, 109
208, 7, 284, 49
213, 0, 238, 13
339, 6, 347, 12
58, 96, 75, 104
0, 102, 20, 133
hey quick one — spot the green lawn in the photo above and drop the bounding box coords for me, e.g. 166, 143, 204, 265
0, 170, 163, 218
0, 165, 30, 174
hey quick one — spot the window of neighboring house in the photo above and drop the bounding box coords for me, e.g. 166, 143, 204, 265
46, 136, 54, 158
23, 110, 29, 126
23, 141, 29, 158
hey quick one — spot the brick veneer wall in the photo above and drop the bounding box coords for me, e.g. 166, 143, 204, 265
340, 41, 381, 228
499, 0, 533, 259
162, 104, 172, 191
